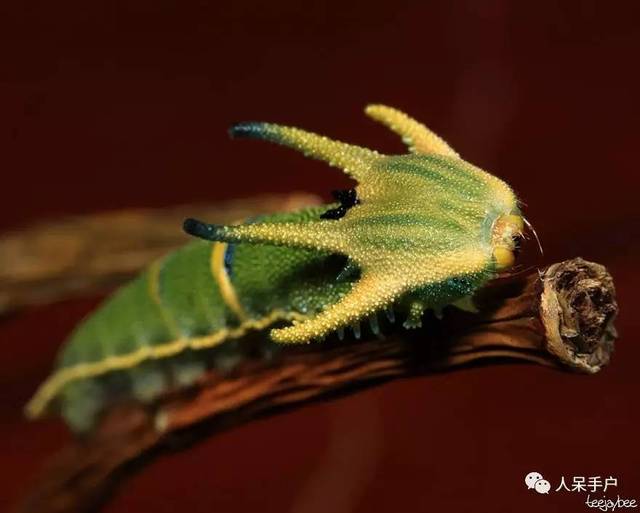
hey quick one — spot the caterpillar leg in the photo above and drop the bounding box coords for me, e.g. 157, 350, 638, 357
230, 122, 381, 182
403, 299, 426, 329
365, 104, 459, 158
270, 274, 404, 343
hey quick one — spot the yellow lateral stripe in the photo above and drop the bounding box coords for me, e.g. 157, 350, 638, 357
25, 310, 308, 419
211, 241, 249, 322
148, 259, 182, 338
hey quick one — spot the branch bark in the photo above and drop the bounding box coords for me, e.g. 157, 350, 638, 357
17, 257, 618, 513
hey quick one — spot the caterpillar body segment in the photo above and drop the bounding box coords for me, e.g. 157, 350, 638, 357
27, 105, 526, 432
26, 207, 354, 431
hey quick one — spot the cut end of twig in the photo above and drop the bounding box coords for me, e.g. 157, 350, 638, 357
540, 258, 618, 373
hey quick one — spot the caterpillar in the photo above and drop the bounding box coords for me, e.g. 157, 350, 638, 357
25, 104, 525, 432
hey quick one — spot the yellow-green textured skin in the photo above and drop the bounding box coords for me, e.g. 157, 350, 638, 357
209, 104, 521, 342
26, 105, 523, 432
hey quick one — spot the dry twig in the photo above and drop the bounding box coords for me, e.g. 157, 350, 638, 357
17, 258, 618, 513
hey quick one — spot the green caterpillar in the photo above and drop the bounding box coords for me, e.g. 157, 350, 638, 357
26, 104, 525, 432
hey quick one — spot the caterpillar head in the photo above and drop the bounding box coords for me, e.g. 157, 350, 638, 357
185, 105, 525, 343
491, 214, 525, 270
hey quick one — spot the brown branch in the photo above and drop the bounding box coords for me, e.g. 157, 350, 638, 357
0, 193, 320, 315
17, 257, 618, 513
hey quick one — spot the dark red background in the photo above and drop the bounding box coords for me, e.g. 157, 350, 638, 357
2, 1, 639, 512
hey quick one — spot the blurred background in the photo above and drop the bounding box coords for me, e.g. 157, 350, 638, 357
1, 1, 639, 512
